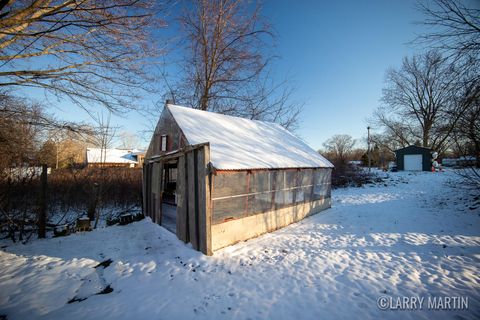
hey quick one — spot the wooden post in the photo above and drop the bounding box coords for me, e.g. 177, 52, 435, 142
198, 145, 212, 255
158, 161, 164, 225
38, 164, 47, 239
187, 150, 199, 250
142, 164, 147, 217
146, 163, 152, 220
245, 171, 250, 215
176, 155, 189, 242
270, 170, 277, 211
151, 162, 160, 223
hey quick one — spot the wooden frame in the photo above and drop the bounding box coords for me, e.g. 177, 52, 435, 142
143, 143, 213, 255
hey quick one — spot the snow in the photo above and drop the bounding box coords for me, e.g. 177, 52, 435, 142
1, 170, 479, 319
167, 104, 333, 170
86, 148, 142, 164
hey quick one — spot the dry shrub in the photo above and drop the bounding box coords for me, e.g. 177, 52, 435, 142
0, 167, 142, 241
330, 160, 376, 188
48, 167, 142, 210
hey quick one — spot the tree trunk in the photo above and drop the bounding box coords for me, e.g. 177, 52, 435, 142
38, 164, 47, 238
200, 88, 209, 111
422, 123, 431, 148
474, 143, 480, 168
87, 183, 99, 221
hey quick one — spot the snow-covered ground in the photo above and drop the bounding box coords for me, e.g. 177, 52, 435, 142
1, 170, 479, 319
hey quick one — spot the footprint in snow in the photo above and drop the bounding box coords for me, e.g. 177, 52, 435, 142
68, 259, 114, 304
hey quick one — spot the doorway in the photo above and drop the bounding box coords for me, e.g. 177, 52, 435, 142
161, 160, 178, 233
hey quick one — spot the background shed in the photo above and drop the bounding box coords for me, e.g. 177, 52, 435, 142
143, 104, 334, 255
394, 145, 433, 171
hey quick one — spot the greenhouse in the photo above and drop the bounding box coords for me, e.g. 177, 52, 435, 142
143, 103, 333, 255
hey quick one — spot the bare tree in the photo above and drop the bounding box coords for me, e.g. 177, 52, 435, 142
47, 130, 90, 168
415, 0, 479, 65
172, 0, 301, 129
0, 91, 46, 169
84, 111, 118, 225
85, 112, 118, 167
322, 134, 356, 163
367, 131, 404, 156
118, 131, 140, 149
320, 134, 376, 187
369, 112, 414, 150
0, 91, 50, 241
453, 88, 480, 167
0, 0, 165, 112
415, 0, 480, 184
415, 0, 479, 124
373, 51, 464, 153
366, 0, 480, 188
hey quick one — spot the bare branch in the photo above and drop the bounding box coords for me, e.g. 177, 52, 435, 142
0, 0, 166, 112
169, 0, 301, 128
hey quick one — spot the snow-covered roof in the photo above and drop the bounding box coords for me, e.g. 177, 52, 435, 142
167, 104, 333, 170
86, 148, 140, 164
395, 145, 432, 152
131, 150, 146, 156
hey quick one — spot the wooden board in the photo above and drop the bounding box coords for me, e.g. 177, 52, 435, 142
150, 161, 163, 224
204, 146, 212, 255
149, 163, 153, 220
176, 155, 188, 242
187, 150, 199, 250
143, 142, 212, 254
143, 164, 149, 219
152, 162, 158, 223
197, 145, 212, 255
142, 165, 145, 216
157, 161, 164, 225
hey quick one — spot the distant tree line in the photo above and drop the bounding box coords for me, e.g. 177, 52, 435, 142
318, 134, 390, 187
0, 91, 144, 241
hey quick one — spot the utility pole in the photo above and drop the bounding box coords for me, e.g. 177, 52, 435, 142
367, 126, 371, 172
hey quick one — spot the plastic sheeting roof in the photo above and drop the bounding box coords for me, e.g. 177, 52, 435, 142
167, 104, 333, 170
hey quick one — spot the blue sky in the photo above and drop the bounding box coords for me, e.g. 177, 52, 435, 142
26, 0, 429, 150
262, 0, 426, 150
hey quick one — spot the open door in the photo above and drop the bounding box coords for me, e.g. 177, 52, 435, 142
143, 143, 212, 255
161, 160, 178, 233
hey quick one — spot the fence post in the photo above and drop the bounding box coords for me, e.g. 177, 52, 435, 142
38, 164, 48, 239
